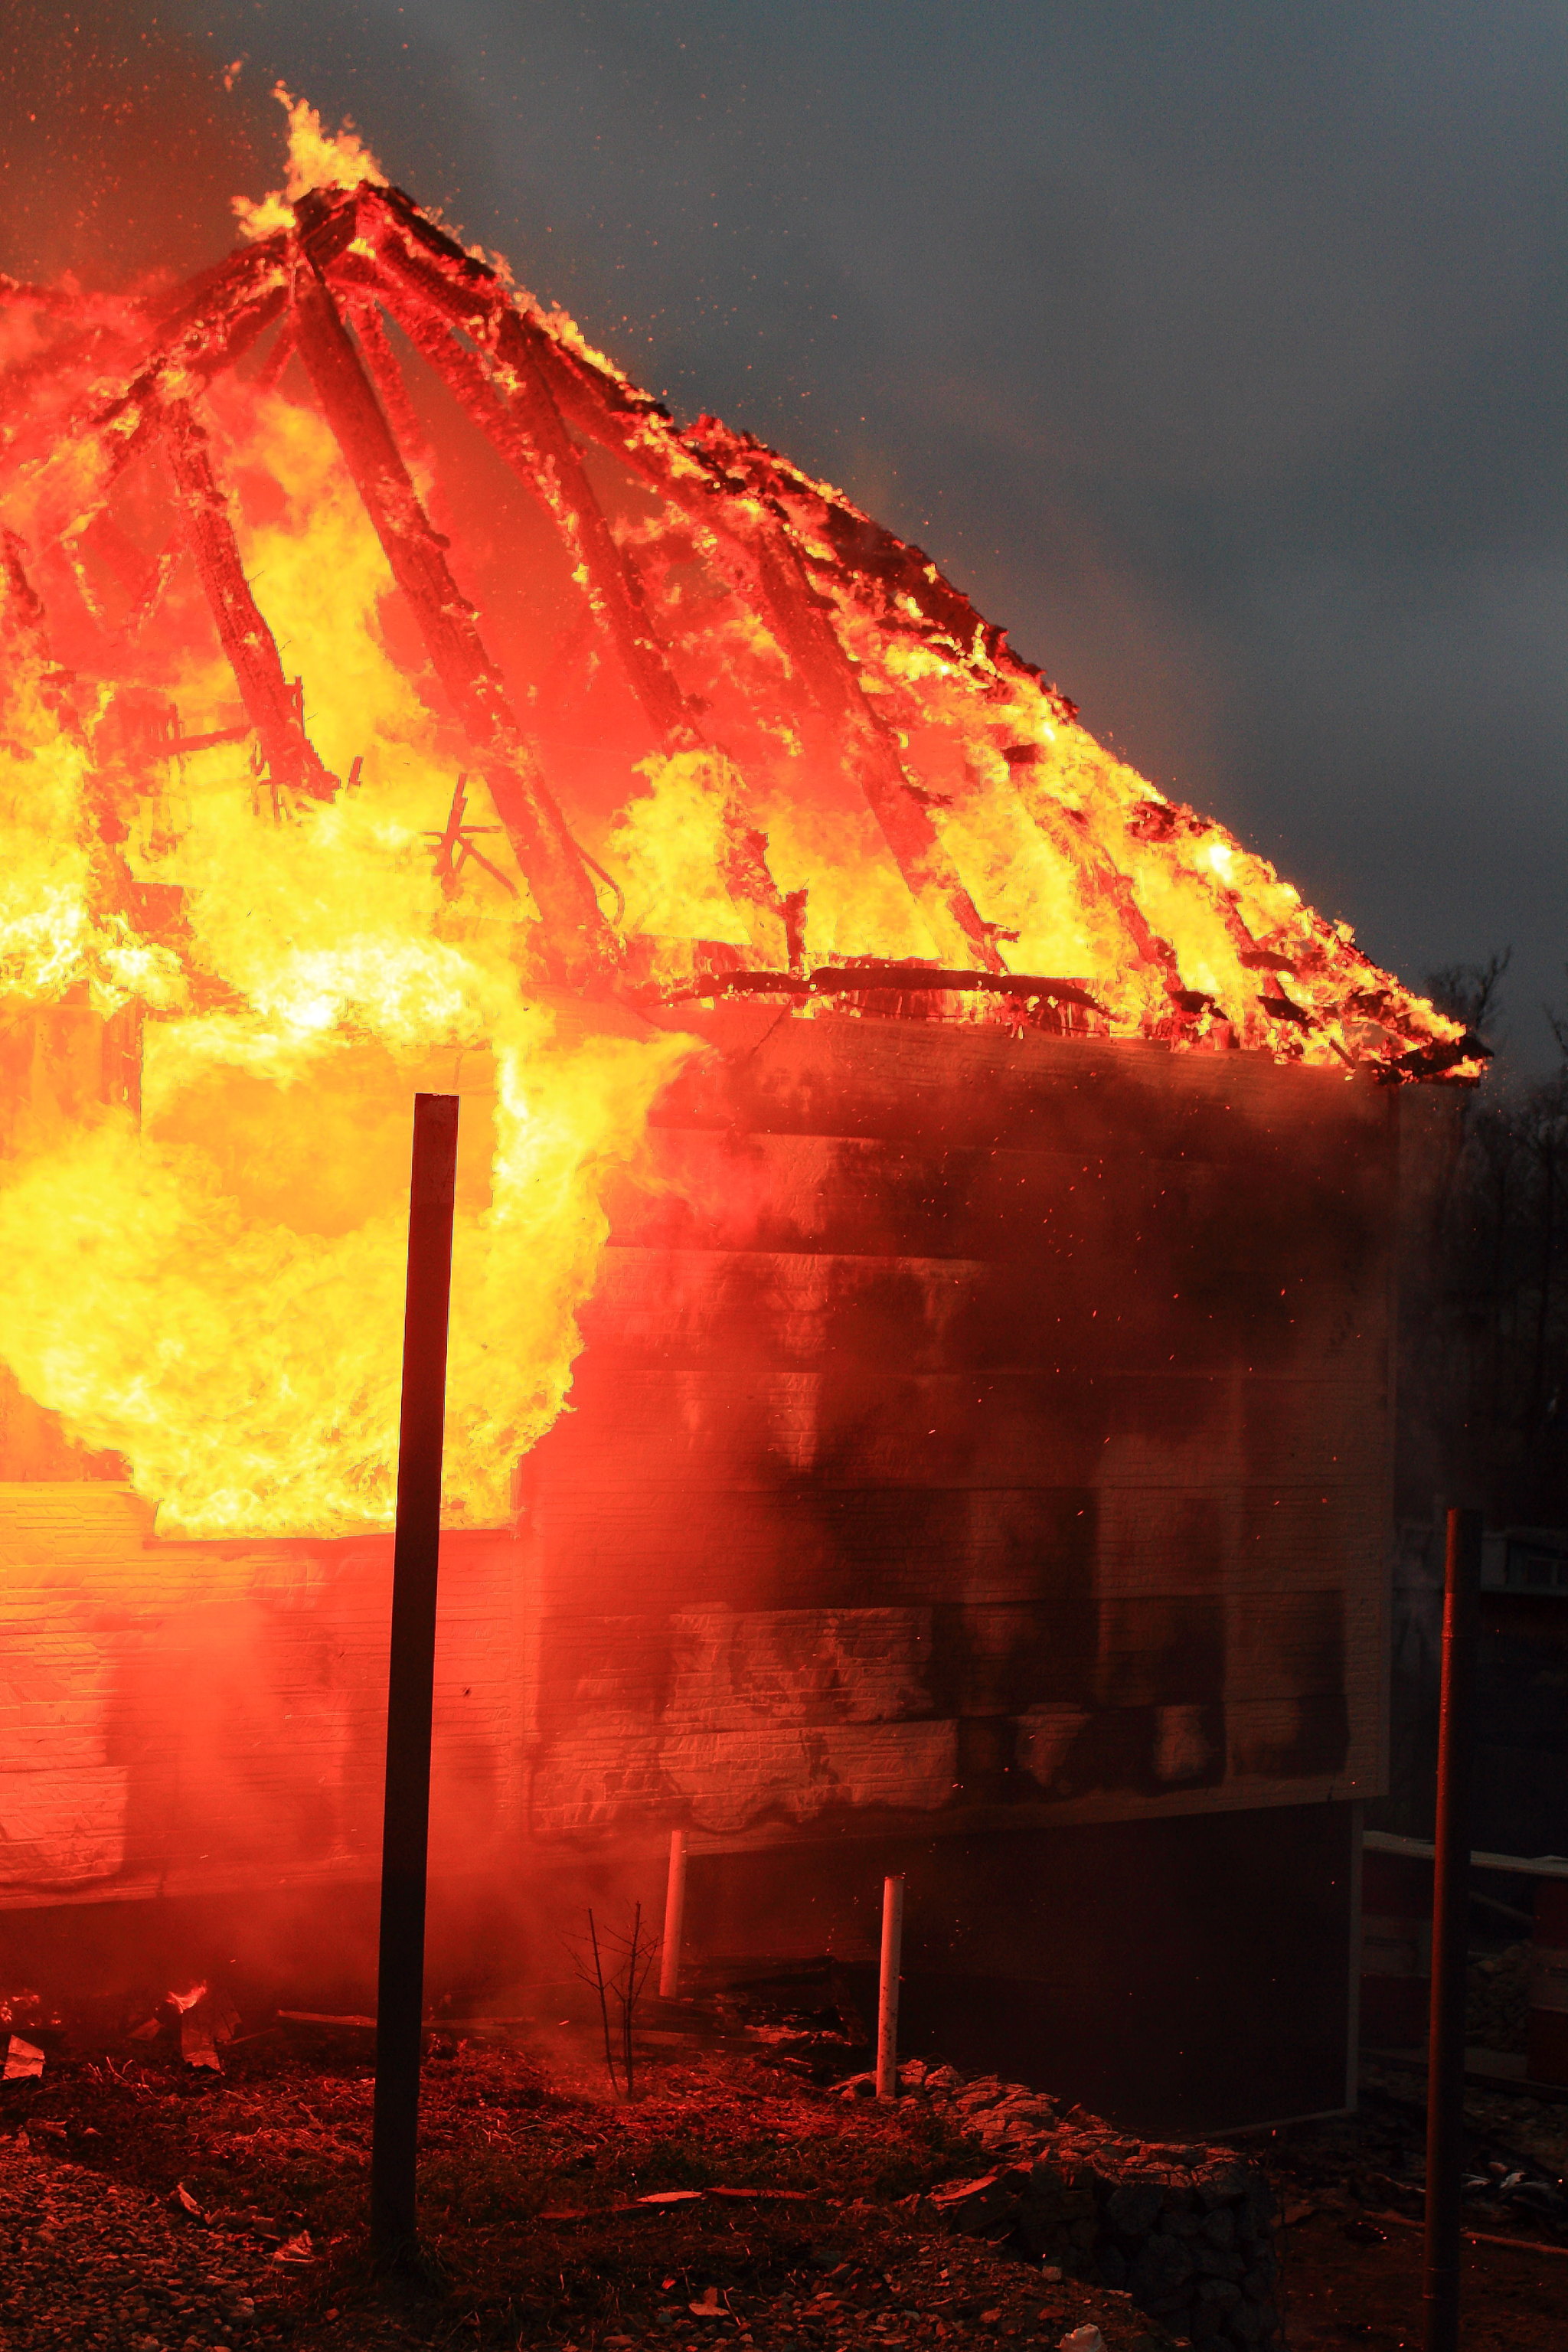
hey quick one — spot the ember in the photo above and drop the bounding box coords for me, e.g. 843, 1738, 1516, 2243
0, 91, 1479, 1544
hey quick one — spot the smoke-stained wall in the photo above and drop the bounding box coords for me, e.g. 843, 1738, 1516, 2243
521, 1011, 1394, 1841
0, 1014, 1396, 1908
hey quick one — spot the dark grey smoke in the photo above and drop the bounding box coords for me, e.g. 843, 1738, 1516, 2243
8, 2, 1565, 1058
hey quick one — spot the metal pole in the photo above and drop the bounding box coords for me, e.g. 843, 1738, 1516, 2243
659, 1828, 688, 2001
371, 1094, 459, 2267
1422, 1505, 1482, 2352
876, 1873, 904, 2099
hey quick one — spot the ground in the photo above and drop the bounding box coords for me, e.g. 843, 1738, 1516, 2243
1258, 2053, 1568, 2349
0, 2020, 1563, 2352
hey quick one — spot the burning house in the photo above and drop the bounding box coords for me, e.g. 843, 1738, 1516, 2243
0, 103, 1483, 2132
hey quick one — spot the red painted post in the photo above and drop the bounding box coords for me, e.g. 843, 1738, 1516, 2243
371, 1094, 459, 2266
1422, 1505, 1481, 2352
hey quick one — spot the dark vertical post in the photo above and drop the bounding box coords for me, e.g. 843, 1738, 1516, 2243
1422, 1505, 1482, 2352
371, 1093, 459, 2266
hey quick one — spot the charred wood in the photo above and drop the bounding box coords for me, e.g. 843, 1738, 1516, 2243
681, 413, 1071, 710
537, 318, 1004, 969
318, 190, 998, 971
2, 240, 289, 551
348, 224, 791, 963
361, 237, 690, 741
164, 403, 337, 802
511, 332, 1004, 967
996, 750, 1181, 984
741, 523, 1008, 971
639, 964, 1106, 1011
287, 225, 613, 966
341, 298, 433, 469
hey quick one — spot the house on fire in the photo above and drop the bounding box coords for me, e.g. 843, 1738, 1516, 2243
0, 108, 1483, 2132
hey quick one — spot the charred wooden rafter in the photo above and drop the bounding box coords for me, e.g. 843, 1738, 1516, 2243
287, 216, 614, 968
1, 240, 289, 554
318, 187, 1001, 973
0, 184, 1463, 1068
164, 403, 337, 802
531, 322, 1008, 971
341, 297, 433, 466
637, 963, 1107, 1016
531, 374, 1007, 966
335, 201, 792, 964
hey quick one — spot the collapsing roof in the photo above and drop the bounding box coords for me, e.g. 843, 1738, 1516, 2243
0, 103, 1481, 1081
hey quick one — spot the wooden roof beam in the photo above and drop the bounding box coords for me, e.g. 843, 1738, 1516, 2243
1, 241, 289, 553
165, 403, 337, 804
340, 212, 792, 967
309, 188, 1003, 972
287, 210, 615, 974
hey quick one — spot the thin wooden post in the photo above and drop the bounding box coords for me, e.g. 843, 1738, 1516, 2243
371, 1093, 460, 2268
659, 1828, 688, 2001
876, 1873, 904, 2099
1423, 1506, 1482, 2352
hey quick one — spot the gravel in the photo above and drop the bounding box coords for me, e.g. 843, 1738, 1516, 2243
0, 2129, 271, 2351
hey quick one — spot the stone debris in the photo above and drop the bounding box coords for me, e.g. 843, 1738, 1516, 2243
905, 2059, 1282, 2351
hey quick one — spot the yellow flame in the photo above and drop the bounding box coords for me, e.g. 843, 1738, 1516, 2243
0, 381, 695, 1534
611, 750, 750, 945
233, 86, 387, 242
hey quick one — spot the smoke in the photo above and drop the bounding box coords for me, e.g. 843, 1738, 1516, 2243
0, 2, 275, 288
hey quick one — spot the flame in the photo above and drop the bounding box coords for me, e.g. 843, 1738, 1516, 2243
612, 751, 751, 945
0, 111, 1479, 1540
0, 382, 692, 1535
232, 87, 387, 243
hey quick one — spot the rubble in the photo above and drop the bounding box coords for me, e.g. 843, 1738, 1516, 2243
0, 2019, 1175, 2350
2, 2007, 1565, 2346
907, 2060, 1282, 2351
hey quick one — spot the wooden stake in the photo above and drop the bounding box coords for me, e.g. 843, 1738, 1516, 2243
659, 1828, 688, 2001
877, 1873, 904, 2100
371, 1093, 459, 2268
1423, 1506, 1482, 2352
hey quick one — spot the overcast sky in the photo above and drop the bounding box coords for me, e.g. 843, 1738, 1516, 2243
6, 2, 1565, 1060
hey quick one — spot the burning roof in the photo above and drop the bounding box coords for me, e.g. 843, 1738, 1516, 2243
0, 98, 1484, 1540
1, 95, 1483, 1073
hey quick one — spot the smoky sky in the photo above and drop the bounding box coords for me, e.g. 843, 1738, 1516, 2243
5, 2, 1566, 1060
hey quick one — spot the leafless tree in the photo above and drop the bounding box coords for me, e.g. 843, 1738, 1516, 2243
569, 1903, 660, 2099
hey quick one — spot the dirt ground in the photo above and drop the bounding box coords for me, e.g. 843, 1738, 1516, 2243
1262, 2060, 1568, 2349
0, 2018, 1563, 2352
0, 2022, 1173, 2352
